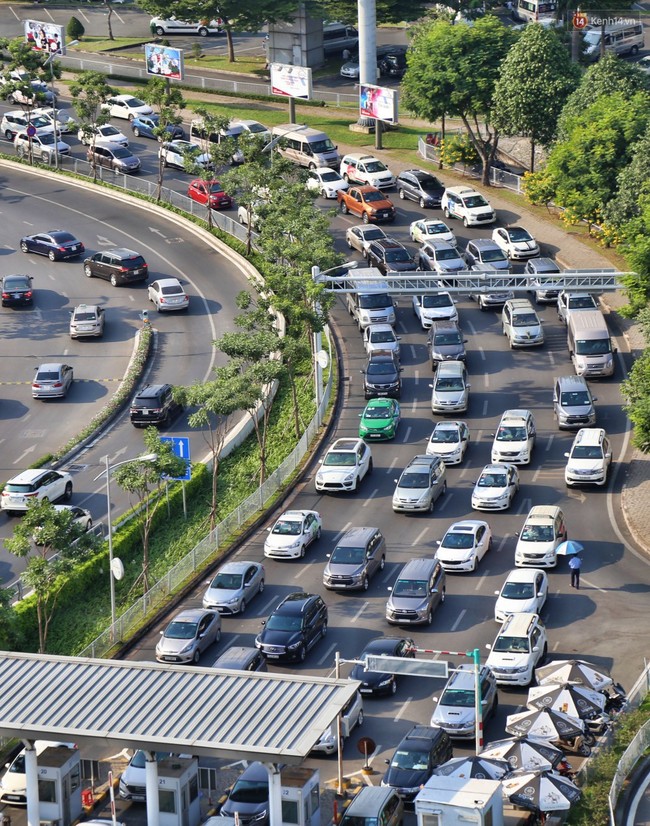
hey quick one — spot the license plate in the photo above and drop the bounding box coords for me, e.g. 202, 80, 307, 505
377, 392, 388, 397
5, 795, 22, 802
13, 293, 20, 299
359, 688, 373, 694
71, 245, 78, 251
266, 654, 280, 659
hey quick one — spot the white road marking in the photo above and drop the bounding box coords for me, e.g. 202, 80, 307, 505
386, 457, 398, 474
9, 6, 20, 19
496, 536, 509, 554
552, 640, 560, 651
410, 345, 417, 360
13, 446, 36, 465
532, 467, 541, 483
451, 608, 466, 631
411, 399, 417, 413
296, 563, 311, 578
412, 527, 429, 547
437, 494, 452, 511
76, 9, 91, 23
398, 320, 408, 333
318, 642, 338, 665
414, 369, 419, 386
475, 572, 488, 591
548, 352, 556, 365
363, 489, 379, 506
332, 522, 353, 543
393, 699, 412, 723
484, 372, 490, 388
581, 577, 607, 594
545, 434, 554, 451
482, 399, 489, 416
517, 497, 531, 515
478, 346, 486, 361
466, 321, 477, 335
352, 602, 368, 623
403, 426, 412, 443
261, 594, 279, 613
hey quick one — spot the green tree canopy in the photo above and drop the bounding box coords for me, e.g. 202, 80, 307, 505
603, 124, 650, 228
318, 0, 427, 25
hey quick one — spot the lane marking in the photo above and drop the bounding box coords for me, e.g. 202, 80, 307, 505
414, 369, 419, 386
478, 346, 486, 362
412, 527, 429, 547
482, 399, 489, 416
451, 608, 466, 631
386, 457, 398, 475
318, 642, 337, 665
393, 699, 412, 723
362, 488, 379, 506
545, 434, 555, 452
332, 522, 352, 543
352, 602, 368, 623
403, 426, 412, 443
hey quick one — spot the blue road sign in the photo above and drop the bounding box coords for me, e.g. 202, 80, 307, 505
160, 436, 191, 481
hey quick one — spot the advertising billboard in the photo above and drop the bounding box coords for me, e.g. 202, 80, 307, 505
145, 43, 184, 80
270, 63, 313, 101
359, 84, 399, 125
24, 20, 65, 55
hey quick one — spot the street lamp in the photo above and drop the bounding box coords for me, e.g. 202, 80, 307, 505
94, 452, 157, 634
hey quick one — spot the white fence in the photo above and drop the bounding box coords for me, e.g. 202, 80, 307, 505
417, 137, 525, 194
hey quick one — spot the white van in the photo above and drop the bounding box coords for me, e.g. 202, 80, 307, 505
346, 279, 396, 329
151, 18, 223, 36
583, 21, 644, 59
567, 310, 615, 378
271, 124, 339, 169
512, 0, 557, 23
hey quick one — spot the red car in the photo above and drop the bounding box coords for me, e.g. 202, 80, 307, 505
187, 179, 232, 210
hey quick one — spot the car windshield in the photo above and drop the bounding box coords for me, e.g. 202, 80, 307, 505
390, 749, 429, 770
164, 620, 198, 640
575, 338, 611, 355
431, 428, 459, 443
310, 138, 335, 153
31, 117, 50, 129
130, 751, 171, 769
508, 228, 533, 242
360, 228, 384, 241
364, 406, 392, 419
435, 378, 463, 391
463, 195, 489, 208
124, 97, 145, 107
229, 778, 268, 804
385, 249, 411, 263
560, 391, 590, 407
494, 635, 530, 653
38, 133, 56, 145
370, 331, 395, 343
266, 614, 301, 632
497, 426, 527, 441
423, 295, 452, 308
399, 471, 429, 489
331, 546, 365, 564
513, 313, 539, 326
320, 170, 340, 182
442, 532, 473, 549
436, 248, 459, 261
520, 525, 554, 541
208, 183, 225, 193
272, 519, 302, 535
161, 284, 183, 295
440, 688, 474, 707
211, 572, 243, 589
359, 294, 391, 309
4, 278, 29, 289
568, 295, 596, 309
393, 579, 428, 597
426, 223, 448, 234
482, 248, 507, 262
323, 451, 356, 466
502, 582, 535, 600
572, 445, 604, 459
113, 147, 132, 159
478, 473, 507, 488
101, 126, 120, 136
342, 819, 377, 826
246, 123, 267, 133
365, 161, 387, 173
434, 333, 461, 346
364, 191, 388, 203
367, 362, 395, 375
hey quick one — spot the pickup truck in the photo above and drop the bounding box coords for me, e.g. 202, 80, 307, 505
337, 185, 396, 224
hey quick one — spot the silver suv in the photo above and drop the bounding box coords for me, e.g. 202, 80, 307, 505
553, 375, 597, 430
392, 455, 447, 513
431, 664, 498, 738
428, 320, 467, 368
323, 527, 386, 591
386, 557, 446, 626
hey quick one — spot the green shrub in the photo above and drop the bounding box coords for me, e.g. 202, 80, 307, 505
67, 17, 85, 41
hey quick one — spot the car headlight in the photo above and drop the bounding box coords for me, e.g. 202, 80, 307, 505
223, 595, 240, 604
377, 677, 392, 687
288, 640, 303, 650
515, 665, 529, 673
286, 538, 301, 549
179, 642, 194, 654
462, 552, 475, 563
316, 472, 324, 482
418, 492, 431, 504
344, 473, 355, 482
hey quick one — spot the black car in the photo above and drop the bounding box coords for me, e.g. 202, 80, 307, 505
366, 239, 416, 275
255, 592, 328, 662
220, 762, 270, 826
378, 46, 408, 77
130, 384, 182, 428
362, 351, 402, 399
396, 169, 445, 209
20, 230, 84, 261
382, 726, 453, 799
83, 248, 148, 287
2, 274, 33, 306
350, 636, 415, 696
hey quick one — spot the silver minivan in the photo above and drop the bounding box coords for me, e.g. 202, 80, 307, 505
323, 526, 386, 591
338, 786, 404, 826
553, 375, 597, 430
271, 124, 339, 169
386, 557, 446, 625
567, 310, 615, 378
430, 361, 470, 413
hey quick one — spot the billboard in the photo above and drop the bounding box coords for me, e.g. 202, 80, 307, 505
24, 20, 65, 55
270, 63, 312, 101
359, 84, 399, 125
145, 43, 184, 80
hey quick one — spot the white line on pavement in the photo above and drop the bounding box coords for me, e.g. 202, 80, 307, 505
363, 488, 379, 506
451, 608, 466, 632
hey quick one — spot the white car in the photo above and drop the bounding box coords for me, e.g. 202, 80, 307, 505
345, 225, 388, 257
1, 111, 54, 141
363, 323, 401, 357
492, 226, 540, 260
315, 438, 373, 493
101, 94, 154, 121
14, 131, 70, 164
436, 520, 492, 572
0, 742, 76, 804
233, 119, 271, 143
486, 612, 548, 686
494, 568, 548, 623
471, 464, 519, 512
340, 153, 395, 189
556, 291, 599, 325
32, 107, 77, 134
441, 186, 496, 227
409, 219, 457, 246
159, 140, 211, 171
306, 167, 349, 199
264, 509, 322, 559
564, 427, 612, 487
426, 421, 470, 465
514, 505, 567, 568
8, 80, 56, 106
148, 278, 189, 312
1, 469, 73, 515
502, 299, 544, 348
78, 123, 129, 147
491, 409, 536, 465
33, 505, 93, 545
412, 293, 458, 328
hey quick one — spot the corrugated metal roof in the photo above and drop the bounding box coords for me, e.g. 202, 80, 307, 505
0, 652, 360, 764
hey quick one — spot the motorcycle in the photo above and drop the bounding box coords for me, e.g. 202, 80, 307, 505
602, 682, 627, 715
555, 758, 576, 780
584, 710, 612, 736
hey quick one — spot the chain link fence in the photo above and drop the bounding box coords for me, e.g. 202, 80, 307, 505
417, 137, 525, 194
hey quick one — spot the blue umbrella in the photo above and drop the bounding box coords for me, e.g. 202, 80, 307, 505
556, 540, 584, 557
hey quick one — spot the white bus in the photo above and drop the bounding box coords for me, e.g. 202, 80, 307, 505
583, 21, 644, 60
512, 0, 558, 24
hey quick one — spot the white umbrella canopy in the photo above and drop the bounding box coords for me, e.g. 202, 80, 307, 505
527, 682, 606, 720
506, 707, 585, 742
502, 769, 582, 813
433, 755, 511, 780
480, 736, 565, 771
535, 659, 614, 691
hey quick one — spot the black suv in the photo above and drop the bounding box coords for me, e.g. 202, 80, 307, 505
378, 46, 408, 77
362, 351, 402, 399
366, 239, 416, 275
382, 726, 453, 799
130, 384, 182, 428
83, 248, 148, 287
255, 592, 328, 662
396, 169, 445, 208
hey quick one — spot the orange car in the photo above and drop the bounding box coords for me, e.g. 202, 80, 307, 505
337, 185, 396, 224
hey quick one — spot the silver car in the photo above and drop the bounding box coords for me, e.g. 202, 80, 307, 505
32, 362, 73, 399
155, 608, 221, 663
202, 560, 265, 614
392, 455, 447, 513
431, 664, 498, 738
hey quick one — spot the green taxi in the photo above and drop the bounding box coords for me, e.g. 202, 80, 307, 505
359, 397, 401, 441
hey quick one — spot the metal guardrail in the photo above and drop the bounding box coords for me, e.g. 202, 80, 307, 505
418, 137, 526, 194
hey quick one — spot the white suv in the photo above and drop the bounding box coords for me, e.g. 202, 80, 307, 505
1, 469, 73, 515
441, 186, 496, 227
514, 505, 567, 568
340, 153, 395, 189
491, 409, 536, 465
564, 428, 612, 487
486, 612, 547, 686
315, 438, 373, 493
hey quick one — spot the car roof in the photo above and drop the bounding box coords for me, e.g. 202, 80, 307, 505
362, 637, 408, 655
73, 304, 101, 313
172, 609, 211, 623
528, 257, 560, 272
372, 238, 405, 250
445, 520, 486, 533
445, 186, 480, 196
152, 277, 183, 288
276, 510, 313, 520
330, 438, 363, 451
499, 612, 541, 637
135, 383, 170, 398
344, 153, 380, 162
36, 362, 65, 371
525, 505, 562, 521
573, 427, 606, 445
105, 248, 142, 258
499, 409, 532, 423
275, 592, 316, 614
507, 298, 535, 310
503, 567, 545, 584
366, 322, 395, 333
6, 469, 52, 483
217, 560, 260, 575
470, 238, 501, 250
481, 464, 513, 473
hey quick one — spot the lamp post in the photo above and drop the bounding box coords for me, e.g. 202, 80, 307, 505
94, 452, 157, 635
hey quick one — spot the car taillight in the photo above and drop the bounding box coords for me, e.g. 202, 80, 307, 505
120, 266, 129, 272
1, 292, 9, 299
24, 493, 38, 498
53, 381, 62, 387
25, 291, 32, 298
58, 246, 66, 251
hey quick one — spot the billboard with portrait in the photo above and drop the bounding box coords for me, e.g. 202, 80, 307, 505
359, 84, 398, 125
145, 43, 184, 80
270, 63, 313, 101
24, 20, 65, 55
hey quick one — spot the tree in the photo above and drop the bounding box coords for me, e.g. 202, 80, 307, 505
321, 0, 427, 25
622, 307, 650, 451
619, 196, 650, 315
135, 0, 300, 63
603, 124, 650, 228
492, 24, 580, 171
67, 17, 85, 41
401, 17, 516, 185
0, 587, 21, 651
112, 429, 187, 594
69, 71, 115, 181
141, 77, 186, 200
4, 500, 101, 653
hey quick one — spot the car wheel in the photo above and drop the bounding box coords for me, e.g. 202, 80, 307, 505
426, 608, 433, 625
41, 152, 50, 164
440, 588, 446, 604
471, 556, 477, 572
390, 678, 397, 695
357, 709, 364, 727
321, 189, 328, 198
20, 241, 28, 253
239, 598, 246, 614
362, 212, 369, 224
343, 173, 350, 183
352, 476, 359, 492
442, 481, 447, 496
321, 622, 327, 639
398, 189, 406, 200
444, 207, 450, 219
631, 44, 639, 55
299, 544, 306, 558
198, 27, 209, 36
48, 250, 56, 261
85, 519, 93, 531
84, 265, 93, 278
308, 162, 316, 170
63, 482, 73, 501
419, 197, 426, 209
133, 127, 140, 137
578, 742, 592, 757
340, 202, 349, 214
155, 26, 165, 35
258, 578, 265, 594
298, 644, 307, 662
110, 274, 118, 287
346, 236, 354, 249
379, 556, 385, 571
128, 113, 135, 121
368, 458, 373, 474
4, 130, 13, 141
193, 649, 201, 664
362, 576, 369, 591
215, 628, 221, 643
463, 217, 469, 227
428, 499, 434, 514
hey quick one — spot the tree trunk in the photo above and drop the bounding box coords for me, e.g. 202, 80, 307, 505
106, 3, 114, 40
226, 27, 236, 62
530, 137, 536, 173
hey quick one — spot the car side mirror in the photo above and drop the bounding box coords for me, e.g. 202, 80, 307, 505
385, 759, 390, 765
564, 452, 570, 458
205, 579, 211, 585
466, 383, 471, 388
605, 452, 612, 460
593, 397, 598, 402
532, 645, 539, 653
261, 620, 266, 626
396, 336, 402, 340
432, 696, 439, 703
494, 590, 500, 595
429, 383, 434, 389
159, 630, 164, 635
266, 526, 272, 532
435, 540, 441, 546
326, 553, 331, 559
400, 368, 404, 372
394, 479, 398, 484
486, 643, 492, 650
463, 339, 468, 343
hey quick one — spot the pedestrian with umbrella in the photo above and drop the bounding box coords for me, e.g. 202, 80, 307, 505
569, 553, 582, 588
556, 540, 584, 589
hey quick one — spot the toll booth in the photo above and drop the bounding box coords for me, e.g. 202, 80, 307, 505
280, 768, 320, 826
157, 756, 201, 826
37, 746, 83, 826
